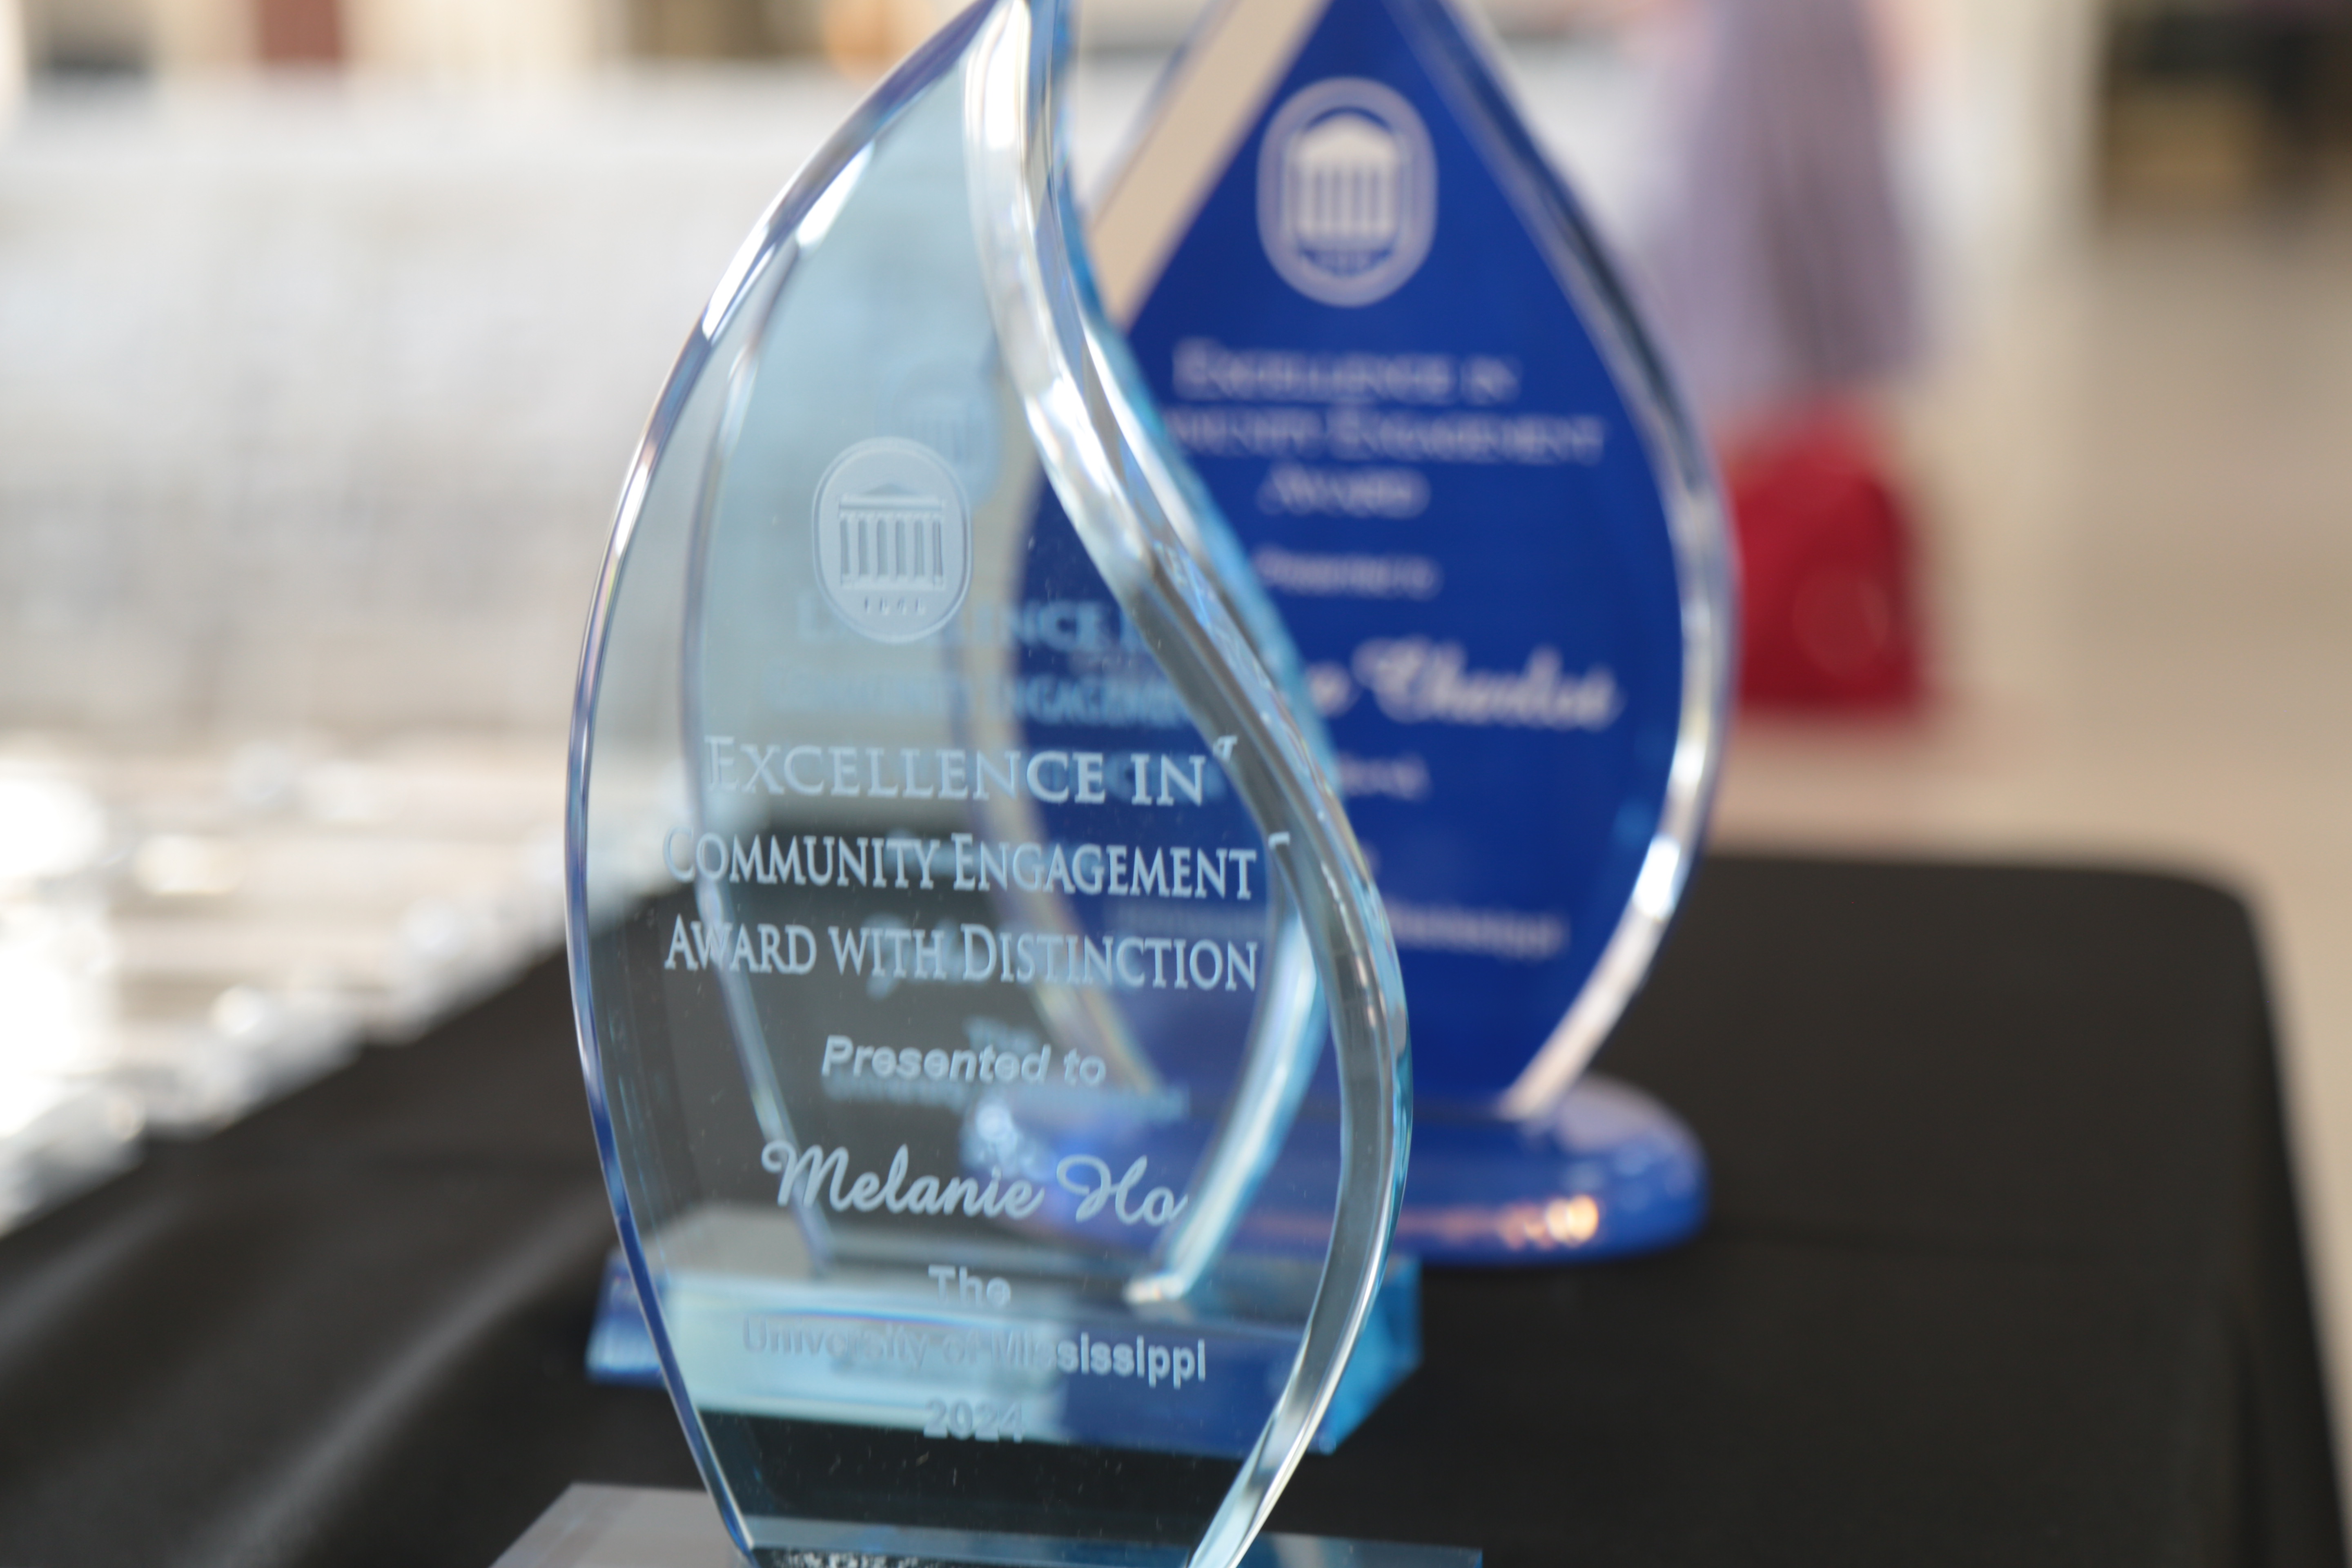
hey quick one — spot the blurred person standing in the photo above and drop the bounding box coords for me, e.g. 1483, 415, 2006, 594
1642, 0, 1927, 709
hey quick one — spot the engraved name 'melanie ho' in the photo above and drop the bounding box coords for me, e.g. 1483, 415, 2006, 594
760, 1141, 1188, 1228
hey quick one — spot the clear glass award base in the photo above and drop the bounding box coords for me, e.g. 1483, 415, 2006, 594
1392, 1078, 1706, 1265
495, 1486, 1479, 1568
587, 1250, 1424, 1457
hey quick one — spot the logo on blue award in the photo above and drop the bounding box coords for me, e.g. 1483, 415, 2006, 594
812, 437, 972, 642
1257, 78, 1436, 307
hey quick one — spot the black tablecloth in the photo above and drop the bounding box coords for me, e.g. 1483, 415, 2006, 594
0, 855, 2339, 1568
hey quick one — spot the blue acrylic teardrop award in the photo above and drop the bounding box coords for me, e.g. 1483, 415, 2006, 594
1087, 0, 1734, 1263
555, 0, 1452, 1561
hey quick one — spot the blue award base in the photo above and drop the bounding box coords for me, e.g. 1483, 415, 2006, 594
1394, 1077, 1707, 1265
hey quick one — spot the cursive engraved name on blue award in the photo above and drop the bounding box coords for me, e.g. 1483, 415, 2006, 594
1087, 0, 1734, 1261
564, 0, 1414, 1561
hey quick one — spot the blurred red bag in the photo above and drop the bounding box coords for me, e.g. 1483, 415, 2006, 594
1723, 408, 1925, 710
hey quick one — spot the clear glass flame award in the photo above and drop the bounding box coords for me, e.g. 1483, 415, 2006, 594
555, 0, 1442, 1561
1087, 0, 1734, 1261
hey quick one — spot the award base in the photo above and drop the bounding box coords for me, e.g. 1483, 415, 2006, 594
496, 1485, 1479, 1568
1394, 1076, 1708, 1264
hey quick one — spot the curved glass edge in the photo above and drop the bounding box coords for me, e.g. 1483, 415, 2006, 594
1384, 0, 1735, 1122
1075, 82, 1338, 1318
561, 7, 1016, 1553
963, 6, 1411, 1568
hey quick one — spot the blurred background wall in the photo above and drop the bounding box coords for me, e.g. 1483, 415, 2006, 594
0, 0, 2127, 748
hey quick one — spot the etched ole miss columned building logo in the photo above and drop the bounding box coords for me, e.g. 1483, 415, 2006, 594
812, 437, 973, 642
1258, 78, 1437, 308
